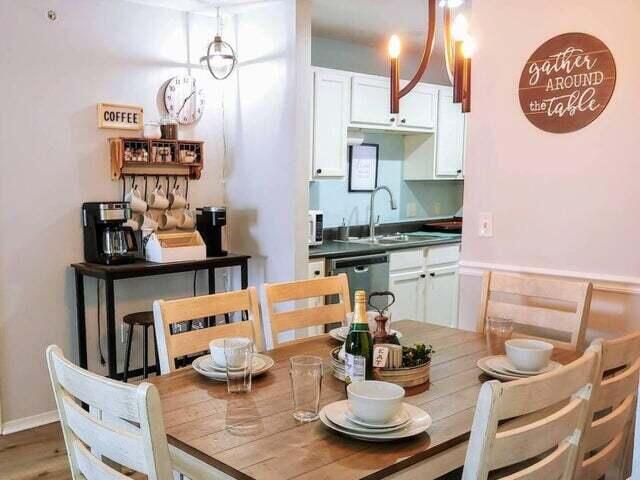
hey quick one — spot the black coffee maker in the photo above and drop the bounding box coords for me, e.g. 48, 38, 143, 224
82, 202, 139, 265
196, 206, 227, 257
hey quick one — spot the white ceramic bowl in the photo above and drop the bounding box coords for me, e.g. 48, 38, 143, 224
347, 381, 405, 424
209, 337, 251, 368
505, 339, 553, 372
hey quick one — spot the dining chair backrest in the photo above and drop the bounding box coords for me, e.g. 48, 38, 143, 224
478, 271, 593, 351
153, 287, 264, 374
462, 343, 601, 480
264, 273, 351, 348
46, 345, 172, 480
575, 332, 640, 480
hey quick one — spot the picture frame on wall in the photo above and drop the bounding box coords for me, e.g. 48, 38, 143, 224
348, 143, 379, 192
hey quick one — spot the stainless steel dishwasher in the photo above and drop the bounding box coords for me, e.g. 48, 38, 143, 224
329, 253, 390, 311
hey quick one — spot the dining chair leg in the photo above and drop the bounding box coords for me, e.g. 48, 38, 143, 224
143, 324, 149, 379
123, 322, 134, 383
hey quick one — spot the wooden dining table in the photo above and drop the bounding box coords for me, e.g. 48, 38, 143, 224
148, 320, 578, 480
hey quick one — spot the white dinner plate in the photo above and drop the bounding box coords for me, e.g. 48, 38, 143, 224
477, 356, 524, 381
320, 402, 431, 442
324, 401, 409, 433
484, 355, 561, 378
329, 326, 403, 342
200, 355, 267, 373
192, 353, 274, 381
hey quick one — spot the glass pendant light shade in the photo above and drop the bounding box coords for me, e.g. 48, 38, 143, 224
200, 35, 236, 80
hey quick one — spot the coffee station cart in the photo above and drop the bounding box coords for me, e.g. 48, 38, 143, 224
71, 136, 250, 380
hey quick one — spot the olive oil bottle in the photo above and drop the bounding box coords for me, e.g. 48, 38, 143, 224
344, 290, 373, 384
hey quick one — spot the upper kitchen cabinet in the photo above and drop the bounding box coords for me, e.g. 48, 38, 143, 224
435, 87, 466, 178
398, 83, 438, 130
350, 75, 437, 132
403, 87, 466, 180
312, 70, 349, 178
350, 75, 396, 127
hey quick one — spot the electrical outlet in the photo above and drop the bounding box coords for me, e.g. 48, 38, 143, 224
479, 212, 493, 237
434, 202, 442, 215
406, 202, 417, 217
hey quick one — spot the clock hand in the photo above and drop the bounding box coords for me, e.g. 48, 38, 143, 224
176, 90, 196, 117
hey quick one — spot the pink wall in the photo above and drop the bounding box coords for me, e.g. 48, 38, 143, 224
462, 0, 640, 279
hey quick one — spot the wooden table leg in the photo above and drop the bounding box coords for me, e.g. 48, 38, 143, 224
104, 278, 118, 379
74, 270, 88, 369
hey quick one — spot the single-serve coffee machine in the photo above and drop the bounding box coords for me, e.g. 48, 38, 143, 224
82, 202, 139, 264
196, 206, 227, 257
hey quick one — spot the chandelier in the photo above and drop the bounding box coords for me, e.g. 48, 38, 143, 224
389, 0, 475, 113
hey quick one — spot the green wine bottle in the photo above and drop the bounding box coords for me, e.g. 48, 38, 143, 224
344, 290, 373, 384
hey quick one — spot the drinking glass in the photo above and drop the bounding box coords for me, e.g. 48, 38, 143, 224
289, 355, 323, 422
224, 339, 253, 394
486, 317, 514, 355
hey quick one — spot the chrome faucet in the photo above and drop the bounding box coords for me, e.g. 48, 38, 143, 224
369, 186, 397, 241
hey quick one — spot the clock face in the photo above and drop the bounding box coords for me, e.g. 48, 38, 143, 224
164, 75, 205, 125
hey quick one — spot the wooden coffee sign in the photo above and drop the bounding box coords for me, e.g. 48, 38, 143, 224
97, 103, 143, 130
519, 33, 616, 133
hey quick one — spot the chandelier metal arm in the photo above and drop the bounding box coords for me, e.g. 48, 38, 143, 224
398, 0, 437, 99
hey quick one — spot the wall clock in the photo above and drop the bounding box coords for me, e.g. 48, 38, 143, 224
164, 75, 205, 125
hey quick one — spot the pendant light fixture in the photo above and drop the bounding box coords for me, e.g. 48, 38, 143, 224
200, 7, 237, 80
389, 0, 475, 113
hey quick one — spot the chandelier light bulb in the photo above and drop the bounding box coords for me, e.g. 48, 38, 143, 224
388, 35, 401, 59
452, 14, 469, 41
462, 36, 477, 58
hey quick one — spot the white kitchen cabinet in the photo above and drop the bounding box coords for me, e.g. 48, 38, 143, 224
398, 84, 438, 130
312, 70, 349, 178
435, 87, 466, 178
389, 270, 425, 322
350, 76, 396, 127
424, 264, 459, 328
388, 244, 460, 327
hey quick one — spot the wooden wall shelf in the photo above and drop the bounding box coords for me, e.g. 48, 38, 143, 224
109, 138, 204, 180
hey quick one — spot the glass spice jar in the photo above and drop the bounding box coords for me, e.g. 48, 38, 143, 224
143, 121, 162, 139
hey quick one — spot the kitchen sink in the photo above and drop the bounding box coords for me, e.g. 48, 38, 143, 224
336, 233, 447, 245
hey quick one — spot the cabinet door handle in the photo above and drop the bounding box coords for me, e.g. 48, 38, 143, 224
420, 274, 426, 278
389, 117, 396, 122
401, 118, 407, 124
314, 270, 321, 276
456, 169, 462, 174
316, 168, 322, 174
429, 272, 436, 277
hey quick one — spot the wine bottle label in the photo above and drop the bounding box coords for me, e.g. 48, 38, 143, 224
345, 353, 366, 383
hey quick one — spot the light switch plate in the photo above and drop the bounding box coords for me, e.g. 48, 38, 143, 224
479, 212, 493, 237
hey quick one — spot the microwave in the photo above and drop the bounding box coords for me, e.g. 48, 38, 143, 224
308, 210, 324, 246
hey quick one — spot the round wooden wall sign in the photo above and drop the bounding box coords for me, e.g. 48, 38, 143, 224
518, 32, 616, 133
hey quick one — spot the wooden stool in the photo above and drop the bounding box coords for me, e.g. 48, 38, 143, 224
122, 311, 160, 382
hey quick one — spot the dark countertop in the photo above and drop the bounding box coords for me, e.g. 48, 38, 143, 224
308, 236, 461, 259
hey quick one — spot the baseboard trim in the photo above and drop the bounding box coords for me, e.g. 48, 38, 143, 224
459, 261, 640, 296
2, 409, 58, 435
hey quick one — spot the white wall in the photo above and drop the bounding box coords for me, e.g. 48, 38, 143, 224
0, 0, 302, 429
458, 0, 640, 339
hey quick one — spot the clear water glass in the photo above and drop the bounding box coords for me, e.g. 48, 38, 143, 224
224, 339, 253, 394
289, 355, 323, 422
486, 316, 514, 355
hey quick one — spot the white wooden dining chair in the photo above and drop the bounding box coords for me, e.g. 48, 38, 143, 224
46, 345, 173, 480
462, 343, 601, 480
575, 332, 640, 480
478, 271, 593, 352
264, 273, 351, 348
153, 287, 264, 374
